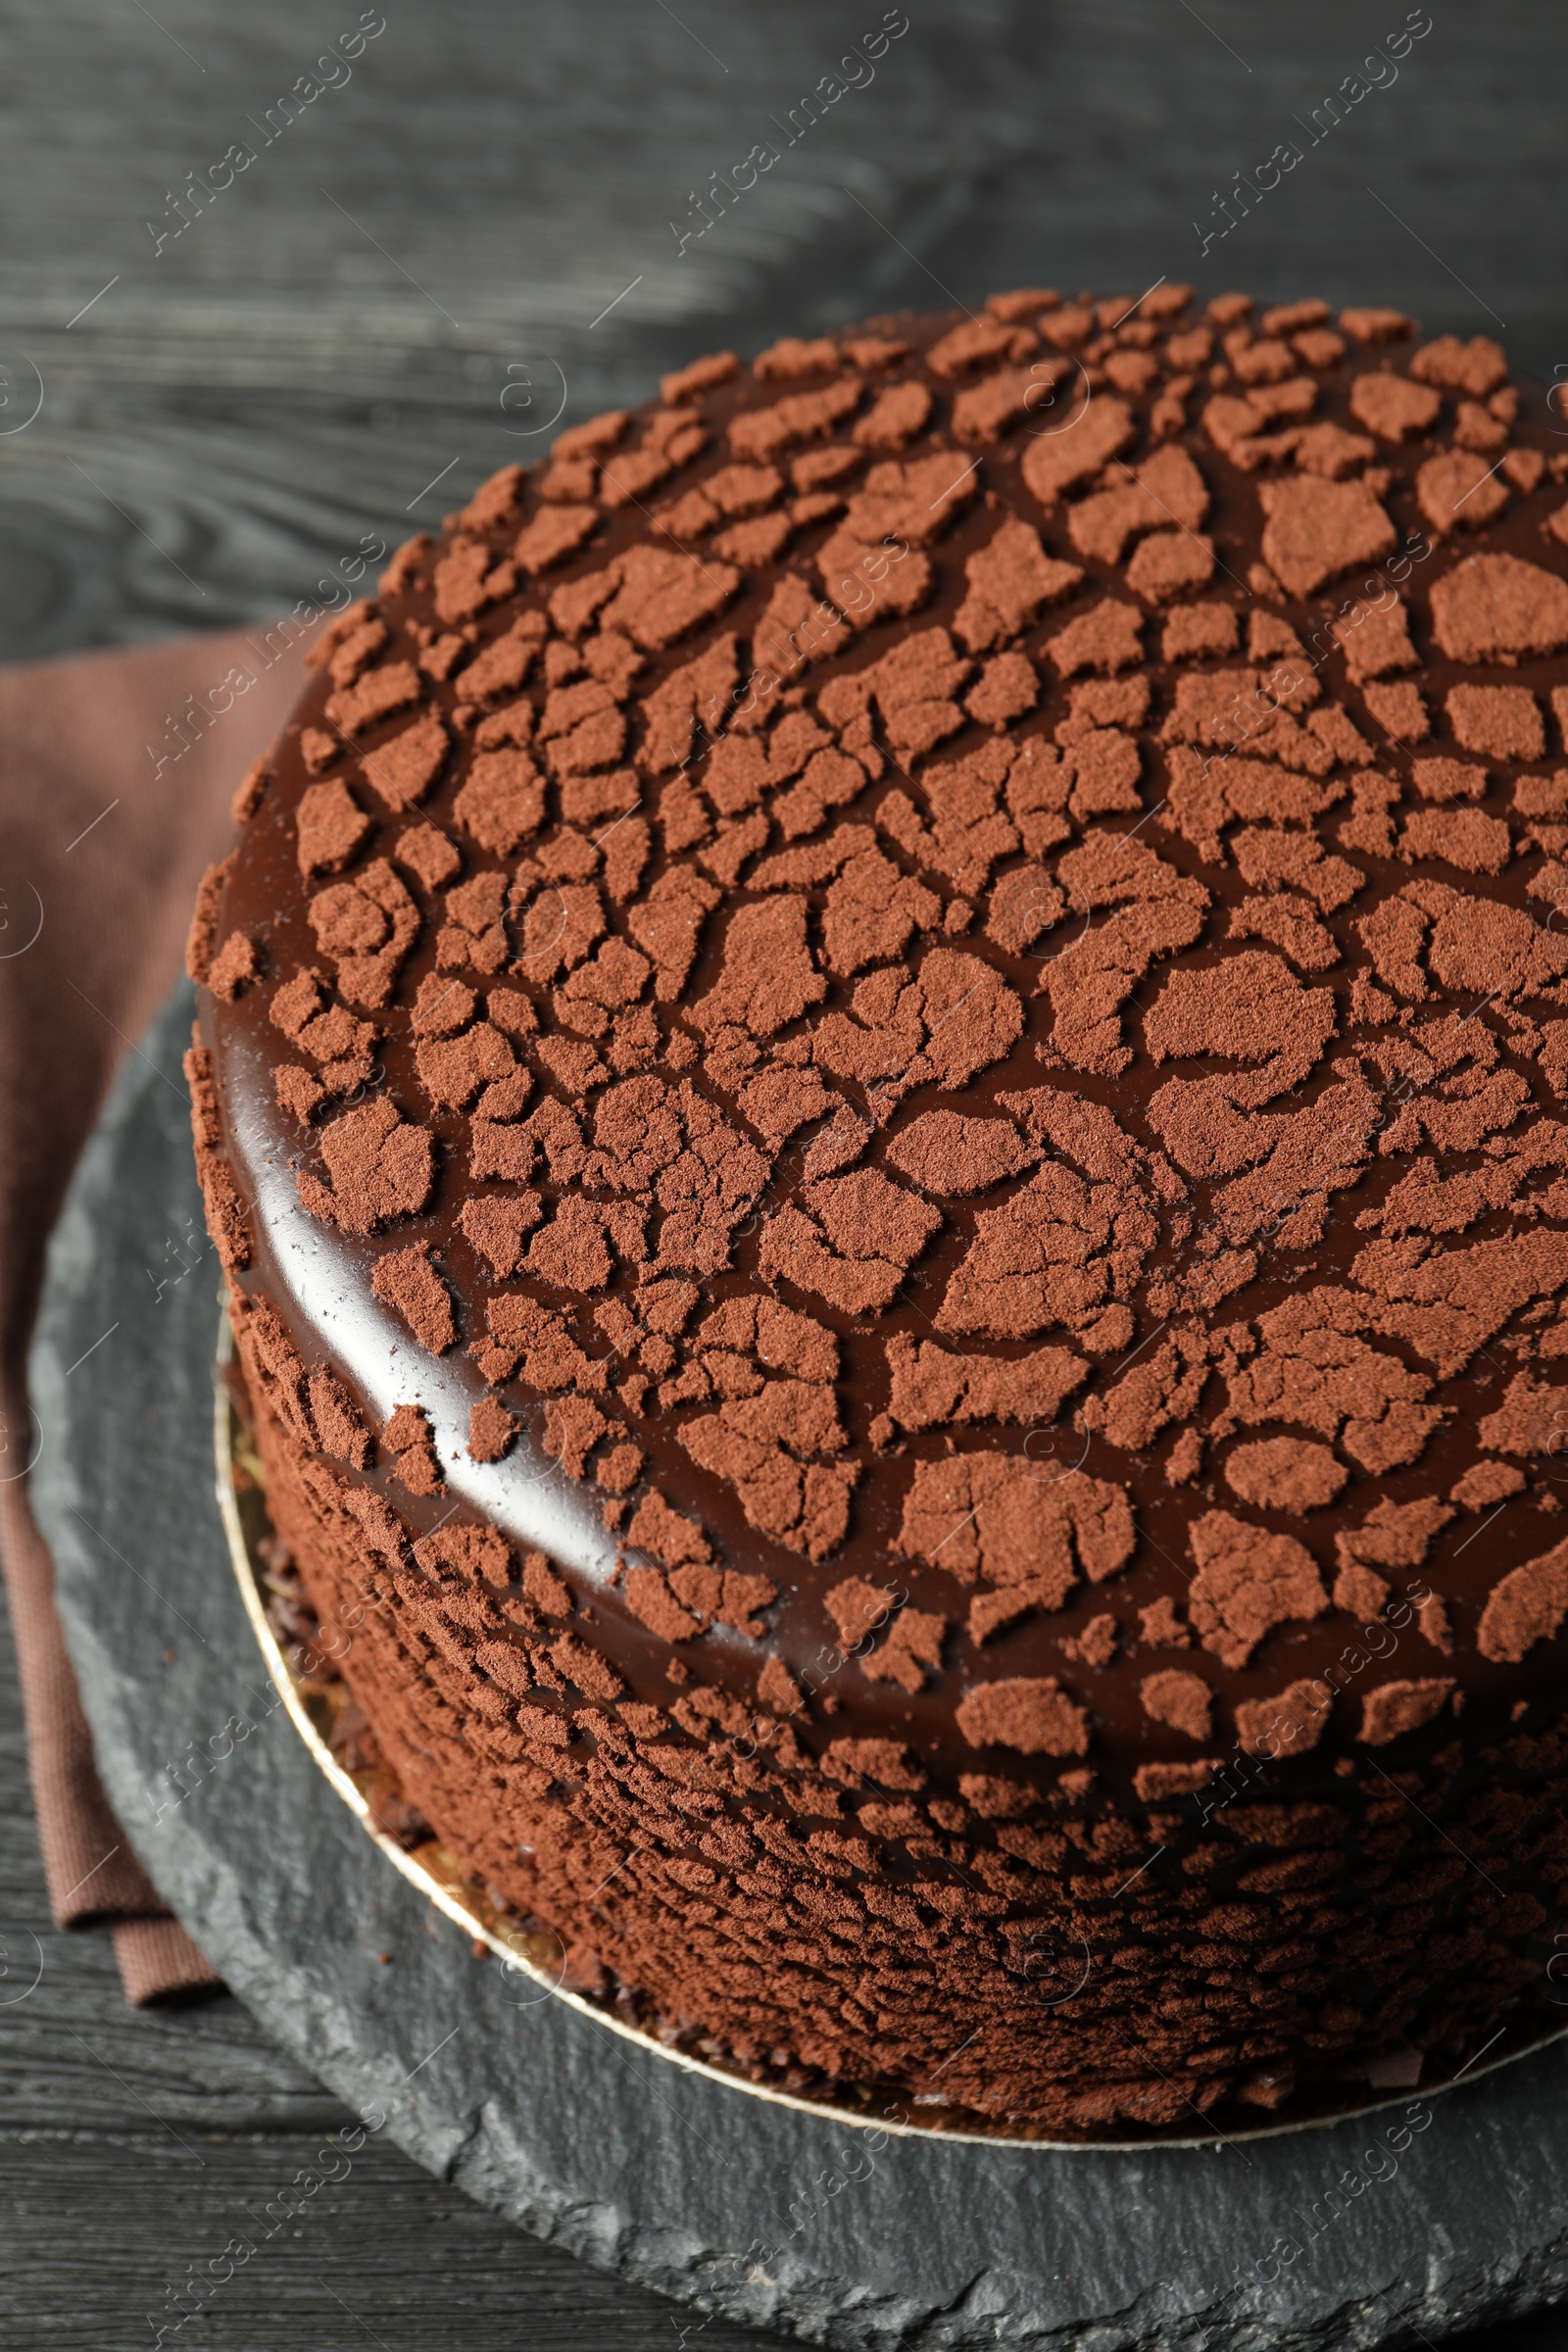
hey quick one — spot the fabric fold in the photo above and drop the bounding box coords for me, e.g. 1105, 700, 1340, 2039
0, 624, 312, 2002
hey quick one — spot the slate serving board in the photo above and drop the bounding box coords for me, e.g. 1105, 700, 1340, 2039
27, 979, 1568, 2351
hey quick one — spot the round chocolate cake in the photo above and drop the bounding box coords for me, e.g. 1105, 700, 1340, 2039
187, 284, 1568, 2135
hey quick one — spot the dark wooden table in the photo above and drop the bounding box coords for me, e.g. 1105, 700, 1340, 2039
2, 2, 1567, 2341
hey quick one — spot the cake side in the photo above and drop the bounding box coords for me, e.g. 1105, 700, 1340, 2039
187, 286, 1568, 2127
226, 1331, 1567, 2131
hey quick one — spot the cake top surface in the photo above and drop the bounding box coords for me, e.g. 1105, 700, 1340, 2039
195, 284, 1568, 1806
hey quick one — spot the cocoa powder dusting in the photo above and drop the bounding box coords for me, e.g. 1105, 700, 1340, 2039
190, 285, 1568, 2138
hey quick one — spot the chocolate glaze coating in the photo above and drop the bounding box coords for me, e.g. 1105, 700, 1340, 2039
187, 290, 1568, 2129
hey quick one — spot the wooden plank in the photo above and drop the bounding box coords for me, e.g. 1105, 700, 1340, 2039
0, 2135, 775, 2349
0, 1595, 340, 2134
2, 0, 1564, 667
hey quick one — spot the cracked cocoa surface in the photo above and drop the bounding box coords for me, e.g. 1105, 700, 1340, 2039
188, 288, 1568, 2133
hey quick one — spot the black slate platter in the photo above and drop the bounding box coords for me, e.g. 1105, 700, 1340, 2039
26, 979, 1568, 2351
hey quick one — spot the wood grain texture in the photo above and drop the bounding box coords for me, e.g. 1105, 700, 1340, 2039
1, 0, 1566, 2339
0, 0, 1564, 665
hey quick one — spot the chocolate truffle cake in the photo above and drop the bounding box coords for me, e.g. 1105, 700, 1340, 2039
188, 284, 1568, 2134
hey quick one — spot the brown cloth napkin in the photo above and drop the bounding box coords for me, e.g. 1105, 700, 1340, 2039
0, 623, 312, 2002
